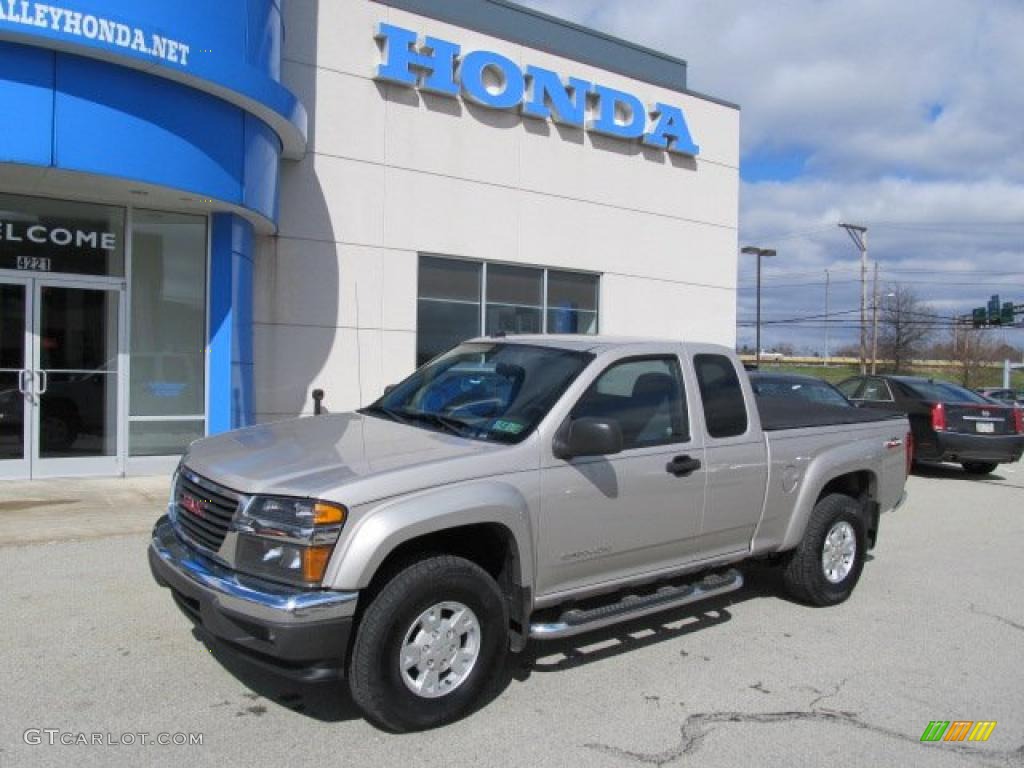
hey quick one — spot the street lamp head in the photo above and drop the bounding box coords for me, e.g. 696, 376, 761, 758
741, 246, 777, 257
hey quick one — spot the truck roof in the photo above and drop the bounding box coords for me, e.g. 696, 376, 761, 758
465, 334, 715, 354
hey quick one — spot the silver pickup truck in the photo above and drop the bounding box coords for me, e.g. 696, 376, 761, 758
149, 337, 909, 731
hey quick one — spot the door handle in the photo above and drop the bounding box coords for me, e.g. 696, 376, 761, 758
36, 369, 48, 395
18, 369, 31, 395
666, 454, 702, 477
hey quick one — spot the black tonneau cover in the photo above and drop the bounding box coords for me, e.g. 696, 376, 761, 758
756, 399, 901, 432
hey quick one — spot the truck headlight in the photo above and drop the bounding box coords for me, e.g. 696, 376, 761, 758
233, 496, 346, 587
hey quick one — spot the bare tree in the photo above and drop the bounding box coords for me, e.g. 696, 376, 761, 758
949, 326, 1000, 387
877, 286, 936, 372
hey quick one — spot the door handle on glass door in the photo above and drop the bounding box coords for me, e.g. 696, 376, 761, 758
18, 369, 32, 395
666, 455, 702, 477
36, 369, 48, 395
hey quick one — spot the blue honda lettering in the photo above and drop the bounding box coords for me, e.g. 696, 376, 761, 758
460, 50, 525, 110
522, 66, 591, 127
588, 85, 646, 139
372, 23, 699, 157
643, 103, 700, 156
374, 22, 460, 96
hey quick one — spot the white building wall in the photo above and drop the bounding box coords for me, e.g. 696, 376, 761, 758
253, 0, 739, 422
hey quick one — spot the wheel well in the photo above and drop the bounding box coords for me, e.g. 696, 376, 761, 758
360, 523, 528, 650
817, 470, 880, 547
367, 523, 522, 597
818, 470, 875, 505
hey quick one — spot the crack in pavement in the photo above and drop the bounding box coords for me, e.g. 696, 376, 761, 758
969, 602, 1024, 633
584, 683, 1024, 768
808, 678, 847, 709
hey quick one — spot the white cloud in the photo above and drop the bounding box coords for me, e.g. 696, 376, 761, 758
519, 0, 1024, 351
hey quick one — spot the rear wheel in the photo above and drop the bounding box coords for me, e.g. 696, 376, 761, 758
348, 555, 508, 731
782, 493, 866, 606
961, 462, 997, 476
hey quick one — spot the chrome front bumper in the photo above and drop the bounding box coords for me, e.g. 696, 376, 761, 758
149, 516, 357, 676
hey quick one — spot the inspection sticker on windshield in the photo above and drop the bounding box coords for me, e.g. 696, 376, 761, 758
492, 420, 525, 435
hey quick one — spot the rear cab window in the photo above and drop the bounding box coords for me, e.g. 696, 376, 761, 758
693, 354, 748, 438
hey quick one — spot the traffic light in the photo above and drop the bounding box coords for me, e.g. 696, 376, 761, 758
972, 307, 987, 327
1003, 302, 1017, 325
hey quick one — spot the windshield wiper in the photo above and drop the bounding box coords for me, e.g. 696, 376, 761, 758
361, 404, 414, 426
399, 410, 473, 438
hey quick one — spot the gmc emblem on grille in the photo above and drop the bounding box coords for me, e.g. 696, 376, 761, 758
180, 493, 206, 518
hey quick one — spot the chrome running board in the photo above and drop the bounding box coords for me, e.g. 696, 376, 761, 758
529, 569, 743, 640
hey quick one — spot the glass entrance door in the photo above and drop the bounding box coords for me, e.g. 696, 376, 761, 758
0, 279, 31, 478
0, 276, 125, 478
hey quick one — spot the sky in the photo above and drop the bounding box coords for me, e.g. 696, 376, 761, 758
518, 0, 1024, 355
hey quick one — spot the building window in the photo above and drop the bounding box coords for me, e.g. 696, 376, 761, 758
485, 264, 543, 336
417, 255, 599, 366
128, 210, 207, 456
548, 269, 599, 334
417, 256, 482, 368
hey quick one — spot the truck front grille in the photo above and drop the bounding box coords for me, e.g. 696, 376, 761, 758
173, 469, 242, 554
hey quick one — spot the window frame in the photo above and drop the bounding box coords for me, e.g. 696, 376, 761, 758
417, 255, 600, 365
567, 354, 691, 452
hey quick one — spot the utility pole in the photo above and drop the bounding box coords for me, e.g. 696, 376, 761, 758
839, 223, 869, 374
741, 246, 777, 368
870, 262, 880, 374
824, 269, 831, 367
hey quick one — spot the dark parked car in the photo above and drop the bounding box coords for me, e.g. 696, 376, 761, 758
837, 375, 1024, 475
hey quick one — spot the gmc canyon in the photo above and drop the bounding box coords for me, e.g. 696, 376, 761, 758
149, 337, 910, 730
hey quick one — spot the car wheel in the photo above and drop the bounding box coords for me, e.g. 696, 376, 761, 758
782, 493, 866, 607
961, 462, 997, 476
348, 555, 509, 732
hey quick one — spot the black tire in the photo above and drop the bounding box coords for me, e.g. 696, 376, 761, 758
782, 493, 866, 607
348, 555, 509, 732
961, 462, 997, 476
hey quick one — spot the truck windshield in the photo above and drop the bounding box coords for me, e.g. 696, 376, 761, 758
362, 342, 593, 443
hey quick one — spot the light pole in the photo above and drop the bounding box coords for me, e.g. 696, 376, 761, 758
838, 223, 868, 374
741, 246, 777, 368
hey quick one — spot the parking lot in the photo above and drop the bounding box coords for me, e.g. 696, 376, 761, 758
1, 463, 1022, 768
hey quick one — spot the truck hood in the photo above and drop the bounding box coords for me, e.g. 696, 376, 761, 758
182, 412, 517, 503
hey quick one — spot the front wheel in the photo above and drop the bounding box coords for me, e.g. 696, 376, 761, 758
782, 494, 867, 606
348, 555, 509, 731
961, 461, 997, 476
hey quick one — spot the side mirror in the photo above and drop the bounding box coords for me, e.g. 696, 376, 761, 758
554, 417, 623, 460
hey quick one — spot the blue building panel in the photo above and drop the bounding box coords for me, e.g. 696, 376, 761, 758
0, 0, 305, 154
208, 213, 255, 434
54, 54, 246, 205
0, 42, 54, 165
242, 114, 282, 225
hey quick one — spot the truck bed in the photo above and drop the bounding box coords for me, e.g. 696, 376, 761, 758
756, 399, 903, 431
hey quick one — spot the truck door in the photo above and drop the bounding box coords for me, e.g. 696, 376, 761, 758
537, 354, 706, 598
691, 352, 769, 558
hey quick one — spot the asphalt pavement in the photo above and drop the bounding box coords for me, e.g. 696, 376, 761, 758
0, 463, 1022, 768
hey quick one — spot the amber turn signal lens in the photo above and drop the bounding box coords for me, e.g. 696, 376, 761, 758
302, 545, 334, 583
313, 502, 346, 525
